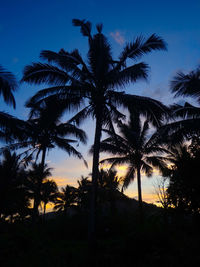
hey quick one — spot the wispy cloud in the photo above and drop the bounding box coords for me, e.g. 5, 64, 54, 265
110, 30, 125, 45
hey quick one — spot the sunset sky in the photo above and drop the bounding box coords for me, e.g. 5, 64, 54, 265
1, 0, 200, 204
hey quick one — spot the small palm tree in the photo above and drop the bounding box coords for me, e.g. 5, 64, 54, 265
98, 169, 124, 214
98, 169, 122, 191
77, 176, 92, 212
26, 163, 52, 220
0, 150, 30, 222
40, 179, 58, 216
54, 185, 78, 213
99, 113, 168, 219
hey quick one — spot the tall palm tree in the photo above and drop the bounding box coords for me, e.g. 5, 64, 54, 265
99, 113, 168, 220
22, 19, 168, 242
0, 65, 17, 108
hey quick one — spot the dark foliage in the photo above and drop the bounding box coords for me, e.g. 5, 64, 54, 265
167, 143, 200, 214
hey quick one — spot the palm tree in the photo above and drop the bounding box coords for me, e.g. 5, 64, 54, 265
165, 144, 200, 213
0, 150, 30, 222
3, 98, 87, 168
0, 66, 26, 144
54, 185, 78, 213
98, 169, 122, 192
26, 163, 52, 220
159, 66, 200, 144
99, 113, 168, 220
77, 176, 92, 212
0, 65, 17, 108
22, 19, 168, 243
98, 169, 124, 214
40, 179, 58, 216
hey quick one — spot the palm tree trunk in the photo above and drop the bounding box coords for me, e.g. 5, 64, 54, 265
33, 147, 47, 222
41, 147, 46, 168
89, 113, 102, 249
43, 203, 46, 222
136, 165, 143, 223
33, 193, 40, 222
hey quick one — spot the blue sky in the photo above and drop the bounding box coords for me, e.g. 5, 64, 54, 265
1, 0, 200, 202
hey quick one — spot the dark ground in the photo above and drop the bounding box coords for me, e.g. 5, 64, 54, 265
0, 209, 200, 267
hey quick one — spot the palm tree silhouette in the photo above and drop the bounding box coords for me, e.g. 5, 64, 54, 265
171, 67, 200, 102
98, 169, 124, 214
4, 98, 87, 168
0, 65, 17, 108
165, 144, 200, 213
77, 176, 91, 212
0, 66, 25, 143
0, 150, 30, 222
40, 179, 58, 216
99, 113, 168, 220
26, 163, 52, 220
22, 19, 168, 243
54, 185, 78, 213
159, 66, 200, 143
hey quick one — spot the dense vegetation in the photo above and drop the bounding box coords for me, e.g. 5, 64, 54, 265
1, 19, 200, 266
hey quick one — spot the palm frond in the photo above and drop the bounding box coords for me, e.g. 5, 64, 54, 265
67, 105, 92, 125
72, 19, 92, 39
22, 63, 70, 85
107, 63, 148, 88
98, 141, 128, 155
0, 65, 17, 108
157, 118, 200, 145
56, 123, 87, 144
139, 120, 149, 146
111, 92, 170, 127
119, 34, 167, 65
54, 137, 88, 167
122, 165, 136, 190
96, 23, 103, 33
40, 50, 86, 80
171, 102, 200, 119
145, 156, 168, 175
100, 156, 129, 168
141, 161, 153, 177
171, 68, 200, 103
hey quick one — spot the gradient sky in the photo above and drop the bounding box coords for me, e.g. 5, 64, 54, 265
1, 0, 200, 203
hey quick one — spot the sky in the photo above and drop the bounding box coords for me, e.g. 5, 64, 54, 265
1, 0, 200, 204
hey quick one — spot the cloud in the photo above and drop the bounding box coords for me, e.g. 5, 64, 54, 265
110, 31, 125, 45
52, 176, 77, 187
